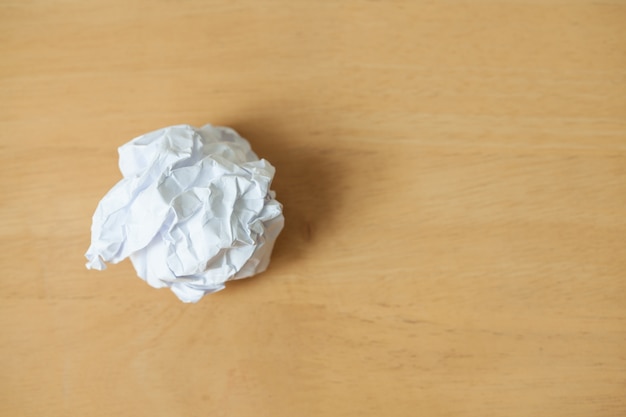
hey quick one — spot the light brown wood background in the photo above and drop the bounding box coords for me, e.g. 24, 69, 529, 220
1, 1, 625, 416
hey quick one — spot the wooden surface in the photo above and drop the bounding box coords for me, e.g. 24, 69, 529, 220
1, 1, 625, 416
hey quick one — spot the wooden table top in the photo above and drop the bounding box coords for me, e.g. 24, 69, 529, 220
1, 1, 625, 416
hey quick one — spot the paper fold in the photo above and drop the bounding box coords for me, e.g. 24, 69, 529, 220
85, 124, 284, 302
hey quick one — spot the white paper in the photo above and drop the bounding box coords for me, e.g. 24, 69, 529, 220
85, 124, 284, 302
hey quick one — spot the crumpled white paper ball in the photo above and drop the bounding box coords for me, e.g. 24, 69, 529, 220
85, 124, 284, 302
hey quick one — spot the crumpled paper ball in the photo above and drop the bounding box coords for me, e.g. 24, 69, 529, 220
85, 124, 284, 302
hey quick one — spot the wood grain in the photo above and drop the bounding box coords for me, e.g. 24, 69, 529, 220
1, 1, 625, 416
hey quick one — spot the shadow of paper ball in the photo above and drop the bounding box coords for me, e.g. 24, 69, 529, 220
215, 119, 346, 291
